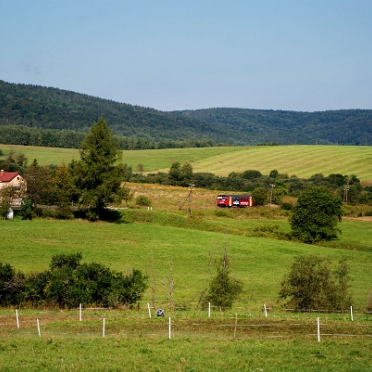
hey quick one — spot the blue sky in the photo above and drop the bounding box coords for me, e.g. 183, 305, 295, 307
1, 0, 372, 111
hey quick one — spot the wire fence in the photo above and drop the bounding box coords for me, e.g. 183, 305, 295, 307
1, 304, 372, 342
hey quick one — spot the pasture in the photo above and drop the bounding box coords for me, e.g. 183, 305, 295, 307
1, 144, 372, 181
1, 143, 372, 370
1, 213, 371, 309
1, 213, 372, 372
1, 309, 372, 371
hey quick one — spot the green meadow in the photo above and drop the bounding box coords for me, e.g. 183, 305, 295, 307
1, 213, 371, 310
1, 333, 371, 371
1, 144, 372, 180
1, 214, 372, 371
1, 143, 372, 370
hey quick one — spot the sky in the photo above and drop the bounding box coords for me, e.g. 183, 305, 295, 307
1, 0, 372, 112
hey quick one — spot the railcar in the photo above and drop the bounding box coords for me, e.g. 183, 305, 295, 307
216, 194, 254, 208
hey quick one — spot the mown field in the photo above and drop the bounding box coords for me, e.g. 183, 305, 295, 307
1, 143, 372, 181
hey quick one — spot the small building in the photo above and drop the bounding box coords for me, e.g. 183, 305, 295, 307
0, 170, 27, 209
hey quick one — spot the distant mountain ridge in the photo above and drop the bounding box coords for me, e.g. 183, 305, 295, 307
1, 80, 371, 146
173, 108, 372, 145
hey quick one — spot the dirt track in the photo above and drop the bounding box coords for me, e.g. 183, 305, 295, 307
344, 216, 372, 222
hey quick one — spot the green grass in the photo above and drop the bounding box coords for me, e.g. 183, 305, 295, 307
1, 216, 371, 309
1, 211, 372, 371
0, 144, 241, 172
190, 145, 372, 180
1, 144, 372, 180
1, 306, 372, 371
1, 142, 372, 370
0, 336, 370, 371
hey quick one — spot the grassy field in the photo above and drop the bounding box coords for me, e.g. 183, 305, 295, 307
0, 144, 240, 173
1, 310, 372, 371
1, 143, 372, 370
1, 214, 371, 310
1, 143, 372, 181
1, 330, 371, 371
1, 208, 372, 371
189, 145, 372, 181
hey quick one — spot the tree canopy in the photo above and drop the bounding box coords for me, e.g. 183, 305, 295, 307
289, 186, 343, 243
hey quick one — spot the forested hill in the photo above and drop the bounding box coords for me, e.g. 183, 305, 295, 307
1, 80, 372, 147
173, 108, 372, 146
0, 80, 224, 144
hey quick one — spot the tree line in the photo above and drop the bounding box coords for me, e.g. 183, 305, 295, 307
131, 165, 371, 207
0, 125, 217, 150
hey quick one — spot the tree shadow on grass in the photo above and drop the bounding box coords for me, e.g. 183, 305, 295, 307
73, 208, 129, 224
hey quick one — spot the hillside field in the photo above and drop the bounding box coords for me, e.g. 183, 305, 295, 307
1, 144, 372, 181
1, 212, 371, 310
1, 181, 372, 370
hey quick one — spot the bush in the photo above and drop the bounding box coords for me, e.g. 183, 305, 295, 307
0, 263, 25, 306
214, 209, 232, 218
3, 253, 148, 309
280, 202, 293, 211
252, 186, 268, 206
279, 255, 352, 311
135, 195, 151, 206
202, 248, 242, 310
55, 206, 74, 220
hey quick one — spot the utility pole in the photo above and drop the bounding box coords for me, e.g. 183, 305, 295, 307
179, 184, 194, 215
343, 177, 350, 204
270, 184, 275, 204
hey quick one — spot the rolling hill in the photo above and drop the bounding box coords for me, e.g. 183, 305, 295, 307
1, 80, 372, 146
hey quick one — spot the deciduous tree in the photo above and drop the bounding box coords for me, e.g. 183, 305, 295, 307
279, 255, 352, 310
202, 247, 243, 310
290, 186, 342, 243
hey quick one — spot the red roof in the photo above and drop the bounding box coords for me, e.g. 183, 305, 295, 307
0, 171, 19, 183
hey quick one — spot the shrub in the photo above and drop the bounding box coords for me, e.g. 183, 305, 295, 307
214, 209, 232, 218
252, 186, 268, 206
202, 248, 242, 310
0, 263, 25, 306
279, 255, 352, 311
280, 202, 293, 211
364, 209, 372, 217
5, 253, 148, 309
136, 195, 151, 206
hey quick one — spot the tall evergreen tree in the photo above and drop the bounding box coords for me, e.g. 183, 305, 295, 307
74, 118, 123, 220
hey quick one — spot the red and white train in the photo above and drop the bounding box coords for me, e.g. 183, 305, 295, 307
216, 194, 254, 208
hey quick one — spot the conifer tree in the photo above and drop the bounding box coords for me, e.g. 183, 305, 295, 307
74, 118, 123, 220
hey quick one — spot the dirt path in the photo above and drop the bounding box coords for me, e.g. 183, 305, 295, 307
344, 216, 372, 222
